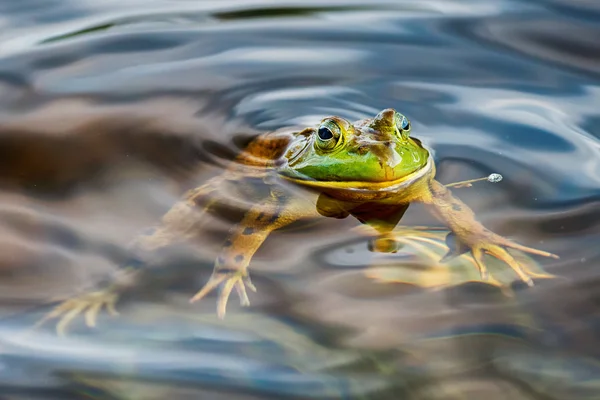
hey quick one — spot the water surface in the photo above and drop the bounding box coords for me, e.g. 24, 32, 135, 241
0, 0, 599, 399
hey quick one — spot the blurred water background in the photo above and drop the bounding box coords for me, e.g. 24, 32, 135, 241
0, 0, 599, 399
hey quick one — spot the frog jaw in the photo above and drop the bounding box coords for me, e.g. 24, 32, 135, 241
279, 152, 434, 193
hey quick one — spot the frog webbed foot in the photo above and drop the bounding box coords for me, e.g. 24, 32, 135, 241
452, 231, 559, 286
190, 267, 256, 319
36, 288, 120, 336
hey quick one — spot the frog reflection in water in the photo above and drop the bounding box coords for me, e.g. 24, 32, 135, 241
39, 108, 558, 333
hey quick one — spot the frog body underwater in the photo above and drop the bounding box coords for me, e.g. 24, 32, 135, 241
39, 108, 558, 333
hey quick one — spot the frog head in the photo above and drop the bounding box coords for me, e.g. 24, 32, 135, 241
279, 108, 430, 189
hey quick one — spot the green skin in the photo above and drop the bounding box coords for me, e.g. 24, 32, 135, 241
281, 110, 428, 183
38, 108, 558, 334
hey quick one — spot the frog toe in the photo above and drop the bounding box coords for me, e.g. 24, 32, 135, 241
35, 289, 120, 335
500, 239, 559, 259
190, 269, 255, 318
472, 244, 537, 287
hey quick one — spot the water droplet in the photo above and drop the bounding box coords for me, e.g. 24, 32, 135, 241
487, 173, 503, 183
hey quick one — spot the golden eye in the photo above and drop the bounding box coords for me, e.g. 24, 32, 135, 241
396, 113, 410, 131
395, 113, 411, 140
315, 119, 342, 151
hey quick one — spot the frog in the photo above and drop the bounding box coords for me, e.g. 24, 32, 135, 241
37, 108, 558, 334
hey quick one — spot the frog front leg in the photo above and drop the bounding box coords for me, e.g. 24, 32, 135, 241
419, 179, 558, 285
190, 188, 316, 318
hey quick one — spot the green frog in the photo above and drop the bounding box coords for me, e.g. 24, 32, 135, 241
38, 108, 558, 334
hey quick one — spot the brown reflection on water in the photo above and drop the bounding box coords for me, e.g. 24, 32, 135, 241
0, 98, 250, 308
0, 100, 596, 400
0, 6, 598, 392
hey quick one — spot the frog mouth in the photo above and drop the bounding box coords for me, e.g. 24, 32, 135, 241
279, 154, 434, 193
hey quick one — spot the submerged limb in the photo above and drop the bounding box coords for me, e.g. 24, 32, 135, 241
34, 265, 141, 335
351, 224, 446, 240
189, 270, 257, 318
351, 203, 411, 253
190, 186, 317, 318
130, 176, 226, 252
352, 222, 447, 258
35, 175, 248, 334
190, 270, 257, 318
35, 286, 121, 336
420, 179, 558, 285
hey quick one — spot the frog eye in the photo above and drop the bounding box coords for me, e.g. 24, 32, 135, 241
318, 126, 334, 140
394, 113, 411, 139
396, 113, 410, 131
315, 119, 342, 151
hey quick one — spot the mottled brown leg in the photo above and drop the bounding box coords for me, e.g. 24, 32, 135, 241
190, 187, 317, 318
420, 179, 558, 285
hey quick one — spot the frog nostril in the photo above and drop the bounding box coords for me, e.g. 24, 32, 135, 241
371, 108, 396, 129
